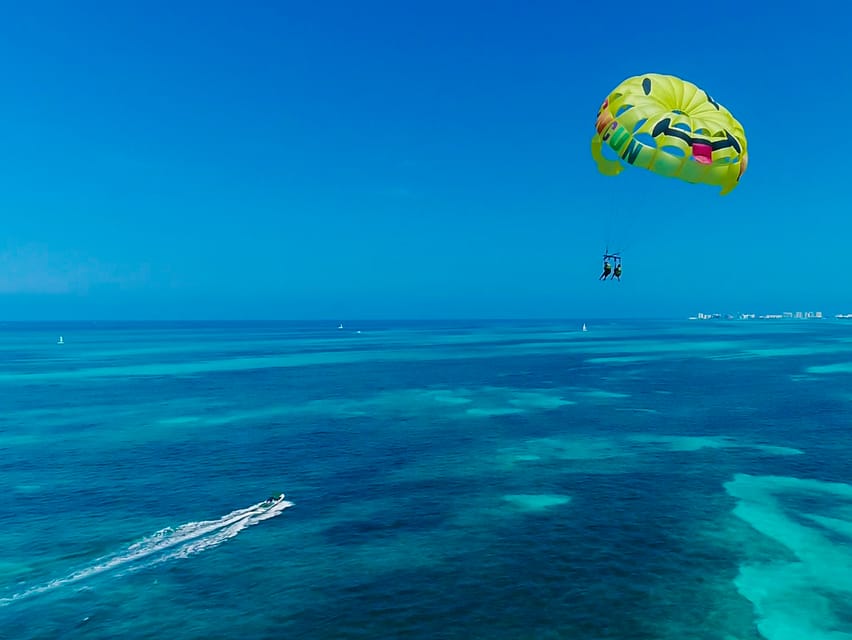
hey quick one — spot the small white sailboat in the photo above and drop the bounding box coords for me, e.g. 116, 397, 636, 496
337, 322, 344, 330
581, 323, 587, 332
57, 335, 65, 344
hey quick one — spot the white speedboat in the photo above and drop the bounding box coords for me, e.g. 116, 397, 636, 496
261, 493, 285, 507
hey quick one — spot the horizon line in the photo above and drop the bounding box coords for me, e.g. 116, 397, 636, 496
1, 315, 850, 324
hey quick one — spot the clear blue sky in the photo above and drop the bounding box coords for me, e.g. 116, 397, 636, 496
1, 1, 849, 320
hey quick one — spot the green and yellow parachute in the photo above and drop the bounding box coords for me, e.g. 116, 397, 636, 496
591, 73, 748, 195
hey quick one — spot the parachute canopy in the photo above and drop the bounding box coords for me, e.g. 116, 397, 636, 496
591, 73, 748, 195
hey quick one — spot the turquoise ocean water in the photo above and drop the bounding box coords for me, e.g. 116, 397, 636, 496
2, 319, 852, 639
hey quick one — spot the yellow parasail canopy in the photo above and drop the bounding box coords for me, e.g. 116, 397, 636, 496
591, 73, 748, 195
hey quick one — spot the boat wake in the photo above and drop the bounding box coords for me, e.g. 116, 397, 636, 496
1, 496, 292, 606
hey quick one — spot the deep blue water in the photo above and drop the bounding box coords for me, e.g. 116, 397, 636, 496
2, 319, 852, 639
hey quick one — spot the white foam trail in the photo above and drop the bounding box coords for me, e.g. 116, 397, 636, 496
1, 497, 292, 606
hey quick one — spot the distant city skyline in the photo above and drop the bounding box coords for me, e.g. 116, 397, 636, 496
689, 310, 852, 320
